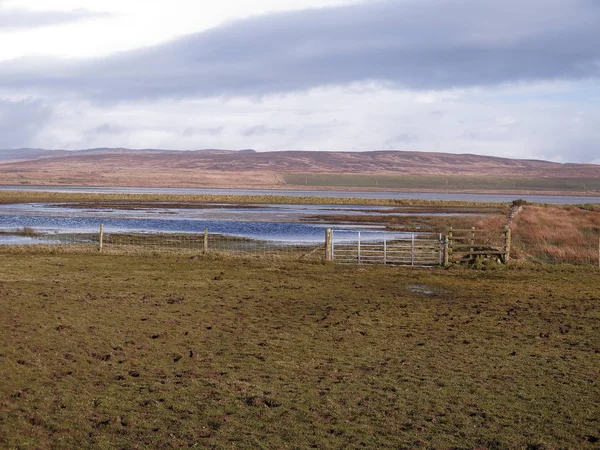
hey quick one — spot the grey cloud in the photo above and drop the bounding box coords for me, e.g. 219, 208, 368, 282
0, 99, 53, 147
385, 133, 420, 146
0, 7, 110, 30
2, 0, 599, 100
182, 126, 224, 137
295, 120, 348, 140
92, 124, 126, 135
242, 125, 285, 137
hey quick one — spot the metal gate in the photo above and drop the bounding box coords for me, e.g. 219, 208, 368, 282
331, 229, 443, 266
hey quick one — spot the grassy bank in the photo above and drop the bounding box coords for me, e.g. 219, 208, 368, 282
512, 205, 600, 264
284, 173, 600, 193
1, 254, 599, 449
0, 190, 509, 208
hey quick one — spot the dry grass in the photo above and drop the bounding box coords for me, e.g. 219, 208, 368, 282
511, 205, 600, 264
0, 253, 599, 449
0, 191, 507, 208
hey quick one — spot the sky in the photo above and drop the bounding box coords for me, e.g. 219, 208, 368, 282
0, 0, 599, 163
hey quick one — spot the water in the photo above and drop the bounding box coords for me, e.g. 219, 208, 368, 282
0, 201, 471, 245
0, 235, 64, 245
0, 203, 401, 244
1, 185, 598, 204
1, 184, 595, 246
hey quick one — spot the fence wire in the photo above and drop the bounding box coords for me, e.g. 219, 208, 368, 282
0, 227, 326, 261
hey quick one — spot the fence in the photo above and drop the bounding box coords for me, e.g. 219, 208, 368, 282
0, 225, 326, 261
100, 228, 325, 260
4, 224, 596, 267
326, 229, 443, 266
445, 226, 511, 264
0, 225, 444, 265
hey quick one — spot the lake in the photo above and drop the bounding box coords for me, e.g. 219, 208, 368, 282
0, 185, 595, 245
0, 202, 434, 244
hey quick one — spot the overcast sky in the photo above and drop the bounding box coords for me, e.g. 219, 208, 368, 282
0, 0, 599, 163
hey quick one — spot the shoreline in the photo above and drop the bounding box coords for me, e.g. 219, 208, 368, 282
1, 183, 599, 198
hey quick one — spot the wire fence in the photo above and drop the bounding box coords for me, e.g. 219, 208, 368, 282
2, 224, 598, 266
0, 226, 326, 261
0, 226, 441, 265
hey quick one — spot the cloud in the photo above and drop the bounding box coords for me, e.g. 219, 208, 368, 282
0, 7, 110, 30
384, 133, 420, 147
1, 0, 599, 101
182, 126, 224, 137
242, 125, 285, 137
0, 98, 53, 147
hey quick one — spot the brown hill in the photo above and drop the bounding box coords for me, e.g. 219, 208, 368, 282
0, 148, 598, 190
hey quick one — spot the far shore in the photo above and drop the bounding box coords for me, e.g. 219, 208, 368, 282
0, 182, 599, 198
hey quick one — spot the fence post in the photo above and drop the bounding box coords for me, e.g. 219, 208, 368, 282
440, 233, 448, 266
357, 231, 361, 264
443, 234, 449, 266
203, 228, 209, 254
448, 226, 453, 264
411, 233, 415, 266
99, 224, 104, 252
383, 232, 387, 265
470, 226, 475, 261
504, 225, 511, 263
325, 228, 333, 261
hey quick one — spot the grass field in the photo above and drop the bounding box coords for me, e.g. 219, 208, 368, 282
1, 253, 599, 449
283, 174, 600, 193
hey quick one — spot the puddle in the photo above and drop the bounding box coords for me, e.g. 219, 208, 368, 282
408, 285, 436, 295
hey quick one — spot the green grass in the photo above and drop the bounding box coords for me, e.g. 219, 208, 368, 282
284, 173, 600, 193
1, 253, 599, 449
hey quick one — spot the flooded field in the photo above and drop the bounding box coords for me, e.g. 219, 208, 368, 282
0, 202, 474, 244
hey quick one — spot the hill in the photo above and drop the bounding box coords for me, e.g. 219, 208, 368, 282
0, 148, 599, 193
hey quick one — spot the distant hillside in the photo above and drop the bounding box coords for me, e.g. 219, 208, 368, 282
0, 148, 71, 161
0, 148, 599, 192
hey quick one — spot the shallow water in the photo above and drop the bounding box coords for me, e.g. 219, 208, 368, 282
0, 203, 410, 244
0, 202, 456, 244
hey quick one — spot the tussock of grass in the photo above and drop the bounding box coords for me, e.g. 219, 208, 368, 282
512, 205, 600, 264
1, 254, 599, 448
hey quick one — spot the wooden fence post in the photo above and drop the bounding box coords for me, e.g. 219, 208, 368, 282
470, 226, 475, 261
443, 235, 449, 266
447, 227, 453, 264
203, 228, 208, 254
383, 232, 387, 265
504, 226, 511, 263
325, 228, 333, 261
99, 224, 104, 252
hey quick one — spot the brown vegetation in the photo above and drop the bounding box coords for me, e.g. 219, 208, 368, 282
511, 205, 600, 264
1, 254, 599, 448
1, 148, 599, 190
